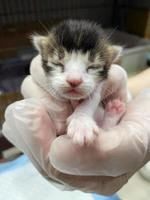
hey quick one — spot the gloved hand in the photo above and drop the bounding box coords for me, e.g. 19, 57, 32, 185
2, 90, 150, 195
2, 55, 150, 195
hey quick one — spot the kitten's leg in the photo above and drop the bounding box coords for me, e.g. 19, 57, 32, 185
67, 85, 102, 146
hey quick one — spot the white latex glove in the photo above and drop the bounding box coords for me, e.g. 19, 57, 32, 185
2, 90, 150, 195
2, 55, 150, 195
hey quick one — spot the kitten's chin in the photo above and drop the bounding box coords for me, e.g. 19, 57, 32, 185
63, 95, 85, 100
61, 92, 89, 100
59, 87, 94, 100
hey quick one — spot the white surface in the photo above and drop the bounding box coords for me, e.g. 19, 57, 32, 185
118, 172, 150, 200
0, 162, 93, 200
140, 162, 150, 182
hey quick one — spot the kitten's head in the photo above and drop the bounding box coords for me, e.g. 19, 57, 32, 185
32, 20, 122, 100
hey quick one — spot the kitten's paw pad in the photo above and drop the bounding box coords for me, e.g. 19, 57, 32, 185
67, 116, 99, 146
106, 99, 126, 116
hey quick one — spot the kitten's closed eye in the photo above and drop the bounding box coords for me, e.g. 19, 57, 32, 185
51, 62, 64, 72
87, 64, 108, 79
46, 61, 64, 73
87, 65, 103, 73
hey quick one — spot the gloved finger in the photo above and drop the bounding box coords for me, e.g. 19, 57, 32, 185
101, 64, 129, 102
2, 98, 57, 172
2, 100, 44, 173
3, 101, 30, 153
2, 99, 76, 190
50, 89, 150, 176
50, 166, 129, 195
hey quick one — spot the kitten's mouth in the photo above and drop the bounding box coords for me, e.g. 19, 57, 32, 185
62, 88, 87, 100
65, 88, 82, 95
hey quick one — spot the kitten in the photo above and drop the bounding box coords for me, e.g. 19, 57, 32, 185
31, 19, 127, 145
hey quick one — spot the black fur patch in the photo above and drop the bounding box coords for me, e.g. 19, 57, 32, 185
98, 65, 108, 79
52, 20, 105, 54
39, 20, 113, 80
42, 59, 52, 73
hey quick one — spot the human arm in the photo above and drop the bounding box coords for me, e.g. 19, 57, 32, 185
128, 68, 150, 96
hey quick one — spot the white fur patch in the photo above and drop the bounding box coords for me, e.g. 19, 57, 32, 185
46, 51, 103, 100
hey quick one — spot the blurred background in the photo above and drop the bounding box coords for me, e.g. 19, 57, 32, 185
0, 1, 150, 199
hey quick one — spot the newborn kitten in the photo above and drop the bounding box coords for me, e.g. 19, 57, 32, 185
31, 19, 126, 145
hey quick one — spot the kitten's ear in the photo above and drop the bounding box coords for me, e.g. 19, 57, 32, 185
112, 45, 123, 63
31, 34, 48, 53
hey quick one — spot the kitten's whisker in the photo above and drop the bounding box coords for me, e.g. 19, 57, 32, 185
49, 87, 59, 98
42, 82, 58, 97
105, 26, 118, 41
38, 20, 49, 35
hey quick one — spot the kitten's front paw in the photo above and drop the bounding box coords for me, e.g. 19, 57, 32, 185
67, 116, 99, 146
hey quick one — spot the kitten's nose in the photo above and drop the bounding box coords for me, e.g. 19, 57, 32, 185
67, 78, 83, 87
